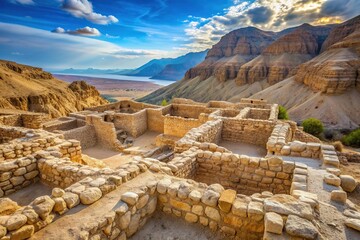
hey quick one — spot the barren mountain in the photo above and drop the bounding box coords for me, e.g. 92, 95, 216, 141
0, 60, 107, 117
139, 15, 360, 129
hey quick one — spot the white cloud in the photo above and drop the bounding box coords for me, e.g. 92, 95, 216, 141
9, 0, 35, 5
52, 26, 101, 36
62, 0, 118, 25
184, 0, 358, 51
0, 22, 177, 69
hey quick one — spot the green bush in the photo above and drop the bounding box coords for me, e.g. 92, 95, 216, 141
342, 128, 360, 147
302, 118, 324, 136
278, 105, 289, 120
161, 99, 168, 106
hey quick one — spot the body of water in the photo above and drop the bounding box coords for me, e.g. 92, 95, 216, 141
53, 73, 175, 86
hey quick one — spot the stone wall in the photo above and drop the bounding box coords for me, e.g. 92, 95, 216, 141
86, 115, 122, 151
113, 109, 148, 138
195, 151, 294, 195
43, 117, 79, 132
248, 109, 270, 120
222, 119, 275, 147
147, 108, 166, 133
170, 104, 208, 119
164, 115, 203, 138
206, 101, 235, 109
86, 100, 158, 113
0, 156, 39, 196
0, 113, 47, 129
294, 129, 322, 143
62, 125, 97, 149
337, 151, 360, 163
0, 114, 22, 127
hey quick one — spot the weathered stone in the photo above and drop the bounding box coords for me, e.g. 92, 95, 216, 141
330, 190, 347, 203
79, 187, 102, 205
136, 194, 149, 209
201, 190, 220, 207
205, 207, 221, 221
285, 215, 318, 239
170, 198, 191, 211
0, 225, 6, 238
53, 197, 67, 214
0, 198, 19, 215
189, 190, 202, 202
290, 141, 306, 152
192, 205, 204, 215
127, 213, 140, 236
343, 209, 360, 220
185, 213, 198, 223
324, 173, 341, 186
265, 212, 283, 234
119, 211, 131, 230
345, 218, 360, 232
340, 175, 357, 192
121, 192, 139, 206
156, 178, 172, 194
326, 168, 341, 176
218, 189, 236, 213
62, 192, 80, 209
115, 201, 129, 216
10, 225, 34, 240
5, 214, 27, 231
52, 188, 65, 198
248, 201, 264, 221
268, 156, 283, 166
231, 199, 248, 217
31, 196, 55, 220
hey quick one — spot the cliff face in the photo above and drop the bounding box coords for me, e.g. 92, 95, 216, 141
0, 60, 107, 117
184, 27, 276, 82
236, 24, 333, 86
295, 21, 360, 94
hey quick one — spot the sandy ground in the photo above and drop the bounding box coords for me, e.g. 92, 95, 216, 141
124, 131, 160, 152
130, 211, 225, 240
54, 74, 161, 100
7, 181, 53, 206
219, 141, 267, 157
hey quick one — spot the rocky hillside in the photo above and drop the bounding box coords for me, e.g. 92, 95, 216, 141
0, 60, 108, 117
139, 15, 360, 129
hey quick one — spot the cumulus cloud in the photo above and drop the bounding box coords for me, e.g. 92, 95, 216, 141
9, 0, 35, 5
62, 0, 118, 25
52, 26, 101, 36
183, 0, 359, 51
0, 22, 173, 69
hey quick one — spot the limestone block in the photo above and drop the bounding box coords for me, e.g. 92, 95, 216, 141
31, 196, 55, 220
0, 225, 6, 238
52, 188, 65, 198
323, 174, 340, 188
345, 218, 360, 232
268, 156, 283, 166
157, 178, 172, 194
265, 212, 283, 234
136, 194, 149, 209
248, 201, 264, 221
290, 141, 306, 152
22, 208, 39, 224
205, 207, 221, 221
5, 214, 27, 231
280, 146, 291, 155
201, 190, 220, 207
340, 175, 357, 192
343, 209, 360, 220
79, 187, 102, 205
189, 190, 202, 203
121, 192, 139, 206
285, 215, 318, 239
119, 211, 131, 230
185, 213, 198, 223
53, 197, 67, 214
62, 192, 80, 209
326, 168, 341, 176
192, 205, 204, 215
170, 198, 191, 212
218, 189, 236, 213
330, 190, 347, 203
10, 225, 34, 240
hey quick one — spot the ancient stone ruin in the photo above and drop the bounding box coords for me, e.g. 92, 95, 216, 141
0, 98, 359, 240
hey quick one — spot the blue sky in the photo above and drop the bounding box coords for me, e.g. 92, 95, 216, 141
0, 0, 358, 69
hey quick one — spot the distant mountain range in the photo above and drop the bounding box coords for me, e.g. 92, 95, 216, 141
118, 50, 208, 80
56, 50, 208, 81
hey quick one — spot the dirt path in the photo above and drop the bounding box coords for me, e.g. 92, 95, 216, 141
131, 211, 225, 240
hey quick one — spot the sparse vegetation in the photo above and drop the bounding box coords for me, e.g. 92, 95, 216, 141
278, 105, 289, 120
302, 118, 324, 137
161, 99, 168, 106
342, 128, 360, 147
101, 94, 117, 103
332, 141, 344, 152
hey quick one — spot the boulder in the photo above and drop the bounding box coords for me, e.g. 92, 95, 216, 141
330, 190, 347, 203
285, 215, 318, 239
0, 198, 19, 215
30, 196, 55, 220
324, 174, 341, 186
10, 225, 34, 240
340, 175, 357, 192
62, 192, 80, 209
290, 141, 306, 152
79, 187, 102, 205
345, 218, 360, 232
52, 188, 65, 198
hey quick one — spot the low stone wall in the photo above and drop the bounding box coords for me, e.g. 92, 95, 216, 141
87, 115, 123, 151
164, 115, 203, 138
86, 100, 158, 113
147, 108, 166, 133
294, 129, 321, 143
195, 152, 294, 195
206, 100, 235, 109
43, 117, 79, 132
0, 155, 39, 196
0, 114, 22, 127
170, 104, 208, 119
174, 119, 223, 153
222, 119, 275, 147
62, 125, 97, 149
114, 109, 147, 138
0, 113, 47, 129
267, 123, 292, 154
